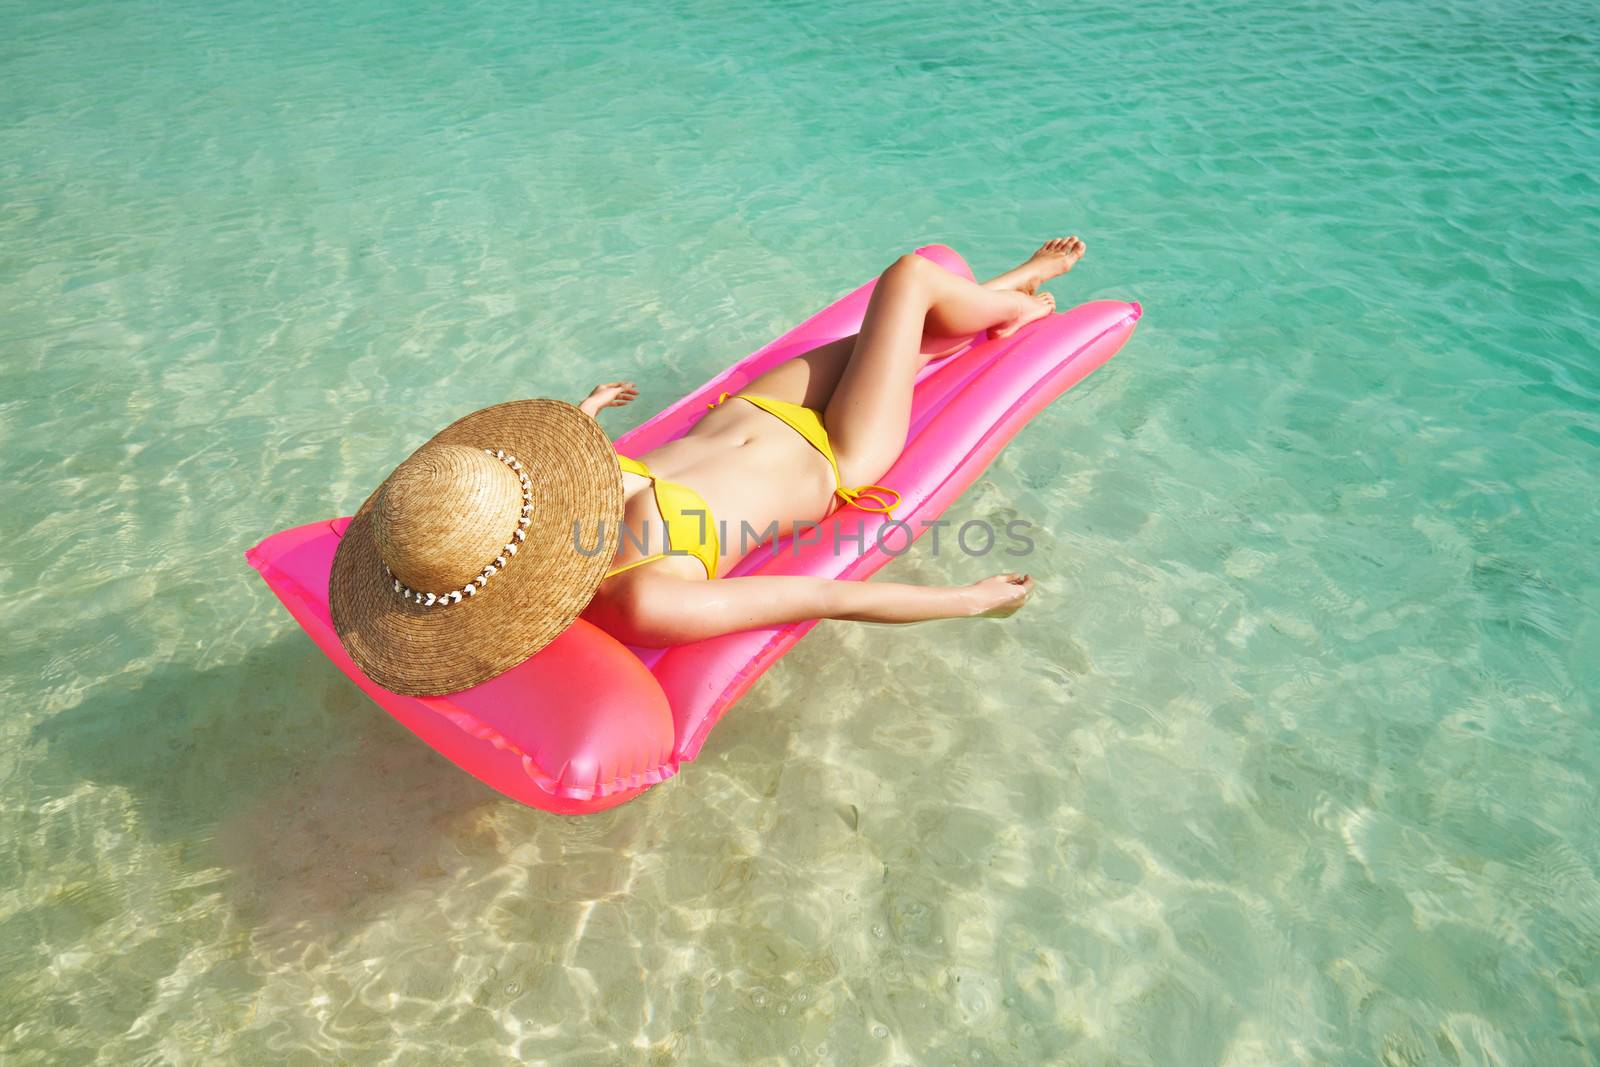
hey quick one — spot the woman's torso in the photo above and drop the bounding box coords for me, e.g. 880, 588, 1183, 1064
606, 400, 837, 580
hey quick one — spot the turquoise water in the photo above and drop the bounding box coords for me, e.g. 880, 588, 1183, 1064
3, 0, 1598, 1061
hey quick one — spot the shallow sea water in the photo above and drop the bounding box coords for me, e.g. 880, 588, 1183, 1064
3, 0, 1598, 1063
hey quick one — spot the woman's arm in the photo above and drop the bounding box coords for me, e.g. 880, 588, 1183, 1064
578, 381, 638, 418
589, 570, 1034, 647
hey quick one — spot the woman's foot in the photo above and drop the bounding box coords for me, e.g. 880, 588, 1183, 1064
991, 290, 1056, 339
983, 236, 1087, 294
966, 572, 1035, 617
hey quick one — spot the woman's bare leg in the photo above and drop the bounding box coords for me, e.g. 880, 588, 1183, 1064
919, 237, 1087, 355
740, 240, 1085, 411
732, 325, 984, 411
824, 252, 1053, 484
980, 236, 1085, 294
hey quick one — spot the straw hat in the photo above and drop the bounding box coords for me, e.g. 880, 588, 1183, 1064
329, 399, 622, 696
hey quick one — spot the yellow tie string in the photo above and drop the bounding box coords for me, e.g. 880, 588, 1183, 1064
836, 484, 901, 515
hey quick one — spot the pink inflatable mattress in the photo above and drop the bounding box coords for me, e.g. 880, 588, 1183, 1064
246, 244, 1140, 813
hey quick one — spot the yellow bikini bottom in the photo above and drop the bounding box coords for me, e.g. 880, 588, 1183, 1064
605, 392, 900, 580
712, 392, 900, 516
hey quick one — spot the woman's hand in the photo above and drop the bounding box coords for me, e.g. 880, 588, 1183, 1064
965, 573, 1034, 617
579, 381, 638, 418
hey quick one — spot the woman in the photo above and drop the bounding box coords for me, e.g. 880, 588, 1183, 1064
329, 239, 1084, 696
580, 237, 1086, 647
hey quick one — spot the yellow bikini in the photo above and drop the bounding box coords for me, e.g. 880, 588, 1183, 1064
605, 392, 900, 580
607, 454, 721, 579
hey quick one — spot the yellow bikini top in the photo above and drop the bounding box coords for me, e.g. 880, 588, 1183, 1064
607, 454, 720, 579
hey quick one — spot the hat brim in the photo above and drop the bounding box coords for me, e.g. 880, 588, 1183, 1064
329, 399, 622, 696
